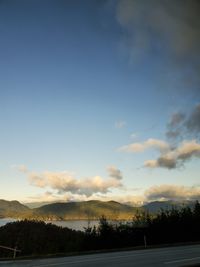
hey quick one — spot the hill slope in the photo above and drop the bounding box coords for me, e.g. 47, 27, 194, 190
32, 200, 139, 220
142, 200, 195, 213
0, 199, 197, 220
0, 199, 30, 218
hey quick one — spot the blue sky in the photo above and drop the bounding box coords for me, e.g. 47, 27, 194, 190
0, 0, 200, 204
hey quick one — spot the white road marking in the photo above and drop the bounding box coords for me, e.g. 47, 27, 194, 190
33, 253, 149, 267
165, 256, 200, 264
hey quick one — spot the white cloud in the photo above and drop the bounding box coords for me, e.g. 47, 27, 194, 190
119, 138, 170, 153
19, 167, 123, 197
11, 164, 29, 173
26, 191, 89, 203
120, 135, 200, 169
130, 133, 138, 139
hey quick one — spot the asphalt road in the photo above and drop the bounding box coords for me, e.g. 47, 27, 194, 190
0, 244, 200, 267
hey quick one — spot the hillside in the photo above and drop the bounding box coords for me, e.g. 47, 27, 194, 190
143, 200, 195, 213
0, 199, 197, 220
32, 200, 139, 220
0, 199, 30, 218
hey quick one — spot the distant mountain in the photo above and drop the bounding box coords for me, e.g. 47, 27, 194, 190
0, 199, 197, 221
0, 199, 30, 218
142, 200, 195, 213
24, 201, 58, 209
32, 200, 139, 220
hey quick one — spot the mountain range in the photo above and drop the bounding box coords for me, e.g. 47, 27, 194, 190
0, 199, 196, 221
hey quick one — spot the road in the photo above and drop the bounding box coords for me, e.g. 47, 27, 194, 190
0, 244, 200, 267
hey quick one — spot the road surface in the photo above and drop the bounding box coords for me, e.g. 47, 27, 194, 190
0, 244, 200, 267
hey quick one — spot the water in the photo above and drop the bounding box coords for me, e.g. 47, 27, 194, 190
0, 218, 17, 227
0, 218, 99, 231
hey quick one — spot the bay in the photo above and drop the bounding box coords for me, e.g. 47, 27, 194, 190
0, 218, 99, 231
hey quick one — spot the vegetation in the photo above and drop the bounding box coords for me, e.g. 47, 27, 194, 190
0, 201, 200, 258
0, 200, 140, 220
1, 199, 196, 221
0, 200, 29, 218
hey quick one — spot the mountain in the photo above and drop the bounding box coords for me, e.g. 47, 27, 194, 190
0, 199, 197, 221
24, 201, 58, 209
32, 200, 139, 220
0, 199, 30, 218
142, 200, 195, 213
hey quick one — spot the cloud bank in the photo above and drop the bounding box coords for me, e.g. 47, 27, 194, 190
145, 184, 200, 202
18, 167, 123, 197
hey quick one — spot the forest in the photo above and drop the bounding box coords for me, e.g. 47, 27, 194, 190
0, 201, 200, 259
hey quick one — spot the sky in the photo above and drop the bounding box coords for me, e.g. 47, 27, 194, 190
0, 0, 200, 204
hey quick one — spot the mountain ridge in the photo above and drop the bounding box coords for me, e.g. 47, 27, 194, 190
0, 199, 197, 220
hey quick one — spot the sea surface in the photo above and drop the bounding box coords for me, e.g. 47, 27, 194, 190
0, 218, 99, 231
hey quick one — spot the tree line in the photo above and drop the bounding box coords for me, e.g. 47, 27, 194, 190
0, 201, 200, 258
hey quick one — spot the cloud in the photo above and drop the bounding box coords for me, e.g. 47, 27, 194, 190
130, 133, 138, 139
120, 103, 200, 170
145, 140, 200, 169
116, 0, 200, 59
115, 120, 126, 129
145, 184, 200, 201
107, 166, 123, 180
166, 103, 200, 141
120, 136, 200, 169
19, 167, 123, 197
166, 112, 185, 140
11, 164, 29, 173
26, 191, 89, 203
115, 0, 200, 96
119, 138, 170, 153
185, 103, 200, 135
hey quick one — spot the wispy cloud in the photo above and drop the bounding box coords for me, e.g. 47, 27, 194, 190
11, 164, 29, 173
115, 120, 126, 129
116, 0, 200, 59
119, 138, 170, 153
115, 0, 200, 96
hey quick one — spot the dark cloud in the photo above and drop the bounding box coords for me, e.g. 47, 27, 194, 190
145, 140, 200, 170
185, 103, 200, 135
166, 112, 186, 141
157, 156, 177, 169
166, 103, 200, 142
107, 166, 123, 180
117, 0, 200, 59
145, 185, 200, 201
168, 113, 186, 128
116, 0, 200, 96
